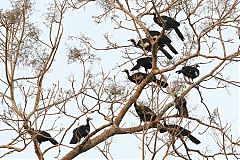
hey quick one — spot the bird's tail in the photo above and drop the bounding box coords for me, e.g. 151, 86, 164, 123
166, 43, 178, 55
159, 47, 173, 59
69, 136, 78, 144
188, 135, 201, 144
130, 65, 140, 71
156, 80, 168, 88
49, 138, 59, 145
174, 27, 185, 41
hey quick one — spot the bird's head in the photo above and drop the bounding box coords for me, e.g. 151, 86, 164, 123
122, 69, 129, 74
128, 39, 136, 45
86, 117, 93, 121
194, 64, 200, 68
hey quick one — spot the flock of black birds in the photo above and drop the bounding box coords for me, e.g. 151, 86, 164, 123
126, 13, 201, 145
25, 13, 201, 147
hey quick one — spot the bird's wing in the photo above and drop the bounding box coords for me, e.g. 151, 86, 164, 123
73, 126, 82, 134
40, 131, 51, 138
144, 106, 154, 113
175, 98, 188, 117
133, 73, 147, 82
130, 64, 140, 71
162, 16, 180, 27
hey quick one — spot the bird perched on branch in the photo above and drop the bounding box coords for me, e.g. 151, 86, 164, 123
174, 96, 188, 117
128, 38, 152, 55
24, 122, 58, 145
28, 129, 59, 145
159, 122, 201, 144
149, 30, 178, 59
134, 102, 157, 123
176, 64, 200, 82
152, 13, 185, 41
122, 69, 168, 87
130, 57, 152, 73
70, 117, 92, 144
36, 130, 59, 145
129, 30, 178, 59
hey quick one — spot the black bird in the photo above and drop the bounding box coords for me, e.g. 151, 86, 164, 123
153, 13, 185, 41
174, 96, 188, 117
129, 31, 178, 59
134, 102, 156, 123
29, 129, 59, 145
130, 57, 152, 73
149, 30, 178, 59
70, 117, 92, 144
128, 38, 152, 55
176, 64, 200, 82
122, 69, 168, 87
159, 122, 201, 144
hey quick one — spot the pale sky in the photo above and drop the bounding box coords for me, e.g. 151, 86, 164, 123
0, 0, 239, 159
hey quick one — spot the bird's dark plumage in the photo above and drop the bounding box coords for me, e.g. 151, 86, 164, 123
130, 57, 152, 73
122, 69, 168, 87
159, 122, 201, 144
176, 64, 200, 81
174, 96, 188, 117
153, 13, 185, 41
70, 117, 92, 144
149, 30, 178, 59
33, 130, 59, 145
129, 31, 178, 59
134, 102, 156, 123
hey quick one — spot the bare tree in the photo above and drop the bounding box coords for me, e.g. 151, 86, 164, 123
0, 0, 240, 159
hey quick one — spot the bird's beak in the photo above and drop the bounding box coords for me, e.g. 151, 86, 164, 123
87, 117, 93, 121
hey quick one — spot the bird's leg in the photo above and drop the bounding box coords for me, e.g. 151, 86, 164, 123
145, 68, 148, 74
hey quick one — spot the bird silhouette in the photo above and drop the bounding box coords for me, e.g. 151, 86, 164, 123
28, 129, 59, 145
129, 30, 178, 59
174, 96, 188, 117
159, 122, 201, 144
149, 30, 178, 59
122, 69, 168, 87
176, 64, 200, 82
128, 38, 152, 55
70, 117, 92, 144
153, 13, 184, 41
130, 57, 152, 73
134, 102, 157, 123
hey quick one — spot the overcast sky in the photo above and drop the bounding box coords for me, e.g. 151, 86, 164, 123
0, 0, 239, 159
